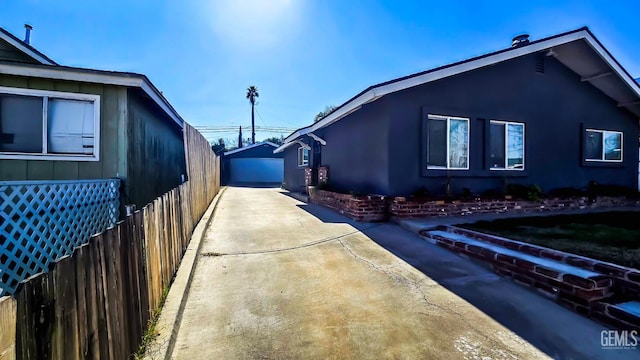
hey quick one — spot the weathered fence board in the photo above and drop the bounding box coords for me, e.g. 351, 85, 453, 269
15, 272, 56, 360
90, 233, 109, 360
2, 123, 220, 359
60, 255, 81, 360
74, 245, 88, 360
0, 297, 16, 360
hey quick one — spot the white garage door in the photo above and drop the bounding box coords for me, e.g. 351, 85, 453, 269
230, 158, 283, 183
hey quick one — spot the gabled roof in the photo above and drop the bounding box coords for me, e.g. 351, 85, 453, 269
224, 141, 279, 156
0, 27, 57, 65
275, 27, 640, 153
0, 26, 184, 128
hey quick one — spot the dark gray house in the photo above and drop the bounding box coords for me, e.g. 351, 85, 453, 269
276, 28, 640, 196
223, 141, 283, 184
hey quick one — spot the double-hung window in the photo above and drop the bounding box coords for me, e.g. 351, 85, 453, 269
584, 129, 623, 162
489, 120, 525, 170
426, 115, 469, 170
297, 146, 309, 166
0, 86, 100, 161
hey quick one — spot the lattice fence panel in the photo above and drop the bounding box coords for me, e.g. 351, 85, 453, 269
0, 179, 119, 296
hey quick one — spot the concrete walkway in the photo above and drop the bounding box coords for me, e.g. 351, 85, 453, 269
168, 186, 637, 359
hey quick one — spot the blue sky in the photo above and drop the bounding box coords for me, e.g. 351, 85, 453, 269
1, 0, 639, 144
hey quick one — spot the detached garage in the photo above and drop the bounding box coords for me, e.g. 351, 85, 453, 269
223, 142, 283, 184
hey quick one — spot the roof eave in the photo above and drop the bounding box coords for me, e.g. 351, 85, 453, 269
224, 141, 278, 156
0, 28, 57, 65
0, 62, 184, 128
278, 28, 640, 147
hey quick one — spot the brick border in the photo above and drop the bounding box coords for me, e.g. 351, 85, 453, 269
391, 196, 639, 218
308, 187, 638, 222
308, 188, 387, 222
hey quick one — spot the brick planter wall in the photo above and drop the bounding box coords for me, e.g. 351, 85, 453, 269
391, 196, 639, 218
425, 226, 640, 330
308, 188, 387, 222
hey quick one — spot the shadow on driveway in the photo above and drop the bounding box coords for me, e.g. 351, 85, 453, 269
290, 197, 640, 360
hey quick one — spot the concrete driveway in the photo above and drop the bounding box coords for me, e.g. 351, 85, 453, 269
169, 186, 636, 359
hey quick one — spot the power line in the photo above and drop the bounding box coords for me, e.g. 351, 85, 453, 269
255, 104, 267, 127
194, 126, 297, 132
195, 124, 295, 129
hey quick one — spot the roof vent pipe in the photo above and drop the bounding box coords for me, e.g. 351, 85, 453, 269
24, 24, 33, 44
512, 34, 530, 47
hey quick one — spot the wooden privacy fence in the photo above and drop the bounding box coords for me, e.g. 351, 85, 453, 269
0, 123, 220, 360
183, 123, 219, 223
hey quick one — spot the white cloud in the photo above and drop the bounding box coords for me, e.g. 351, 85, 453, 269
205, 0, 300, 48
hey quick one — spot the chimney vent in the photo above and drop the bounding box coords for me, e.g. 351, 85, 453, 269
24, 24, 33, 45
512, 34, 530, 48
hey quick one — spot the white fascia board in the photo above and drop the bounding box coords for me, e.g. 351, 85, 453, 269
582, 32, 640, 97
273, 141, 298, 153
282, 91, 374, 144
279, 31, 595, 147
0, 33, 56, 65
140, 80, 184, 127
224, 141, 278, 156
0, 63, 142, 86
295, 140, 311, 150
260, 141, 279, 148
0, 63, 184, 127
308, 133, 326, 145
373, 31, 588, 98
279, 29, 640, 147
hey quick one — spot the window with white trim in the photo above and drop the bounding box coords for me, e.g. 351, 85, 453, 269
489, 120, 525, 170
0, 87, 100, 161
584, 129, 623, 162
426, 115, 469, 170
297, 146, 309, 166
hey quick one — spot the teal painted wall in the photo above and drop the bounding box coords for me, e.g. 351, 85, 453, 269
0, 74, 186, 209
125, 89, 186, 208
0, 74, 128, 182
0, 39, 38, 64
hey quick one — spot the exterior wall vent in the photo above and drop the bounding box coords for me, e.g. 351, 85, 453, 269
535, 54, 545, 73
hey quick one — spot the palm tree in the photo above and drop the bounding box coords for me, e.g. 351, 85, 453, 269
246, 86, 259, 144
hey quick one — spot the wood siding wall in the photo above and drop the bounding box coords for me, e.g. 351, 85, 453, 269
0, 75, 127, 182
0, 123, 219, 360
125, 90, 186, 209
0, 39, 38, 64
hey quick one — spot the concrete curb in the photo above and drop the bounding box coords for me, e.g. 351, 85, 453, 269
144, 187, 227, 360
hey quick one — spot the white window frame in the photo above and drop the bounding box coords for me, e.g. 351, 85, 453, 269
489, 120, 525, 171
0, 86, 100, 161
426, 114, 470, 170
297, 146, 309, 167
584, 128, 623, 163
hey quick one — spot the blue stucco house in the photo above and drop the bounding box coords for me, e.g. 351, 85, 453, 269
276, 28, 640, 196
